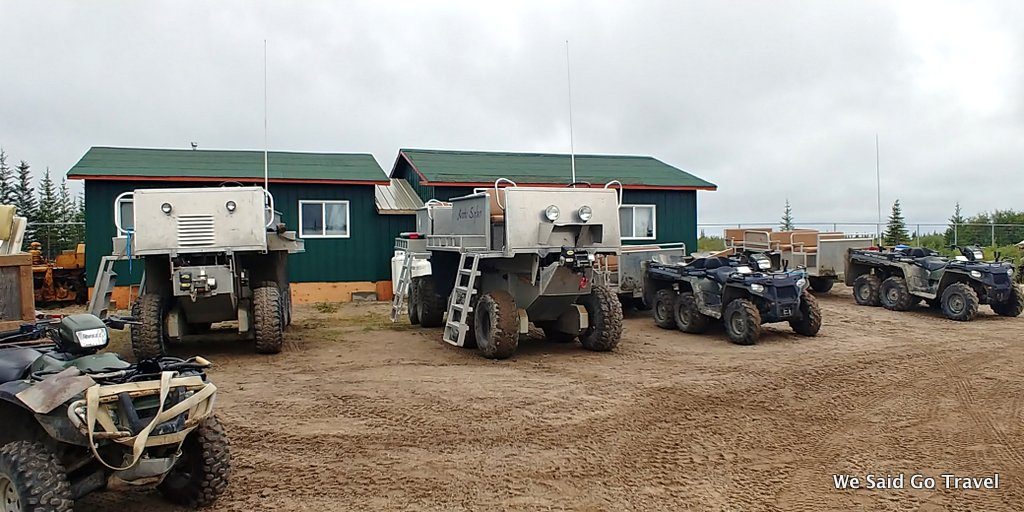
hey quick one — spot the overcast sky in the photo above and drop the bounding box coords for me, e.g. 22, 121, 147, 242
1, 0, 1021, 228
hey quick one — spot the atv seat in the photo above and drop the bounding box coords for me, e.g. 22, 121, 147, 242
0, 348, 42, 384
916, 256, 947, 271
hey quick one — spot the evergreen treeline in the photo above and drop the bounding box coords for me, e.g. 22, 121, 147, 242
0, 148, 85, 259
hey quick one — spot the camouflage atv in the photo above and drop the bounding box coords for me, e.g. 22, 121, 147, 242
0, 313, 229, 511
846, 245, 1023, 321
646, 252, 822, 345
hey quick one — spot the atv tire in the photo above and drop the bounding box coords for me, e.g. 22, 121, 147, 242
653, 289, 677, 329
852, 274, 881, 306
991, 284, 1024, 317
880, 276, 914, 311
0, 441, 73, 512
808, 277, 834, 294
132, 293, 168, 360
578, 285, 623, 352
789, 290, 822, 336
407, 278, 421, 325
941, 282, 979, 322
158, 415, 231, 508
474, 290, 519, 359
415, 277, 446, 328
674, 291, 710, 334
724, 298, 761, 345
253, 286, 284, 354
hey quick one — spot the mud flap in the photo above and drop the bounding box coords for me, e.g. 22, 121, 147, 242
16, 367, 96, 414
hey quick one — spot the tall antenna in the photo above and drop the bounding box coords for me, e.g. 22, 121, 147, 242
875, 133, 881, 243
263, 39, 269, 192
565, 40, 576, 183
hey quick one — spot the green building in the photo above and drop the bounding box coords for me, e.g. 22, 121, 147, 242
68, 146, 714, 304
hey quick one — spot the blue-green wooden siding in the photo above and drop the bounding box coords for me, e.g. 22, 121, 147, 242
84, 180, 413, 286
393, 160, 697, 253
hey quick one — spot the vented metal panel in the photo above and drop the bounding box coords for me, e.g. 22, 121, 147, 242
177, 214, 216, 247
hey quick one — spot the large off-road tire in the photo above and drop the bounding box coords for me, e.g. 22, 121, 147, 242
132, 293, 168, 360
407, 278, 421, 325
852, 274, 881, 306
653, 289, 677, 329
415, 277, 446, 328
540, 323, 576, 343
674, 291, 710, 334
158, 416, 231, 508
0, 441, 73, 512
253, 286, 284, 354
808, 277, 834, 294
474, 290, 519, 359
578, 285, 623, 352
941, 282, 979, 322
991, 284, 1024, 317
880, 276, 914, 311
789, 290, 822, 336
282, 285, 293, 326
723, 298, 761, 346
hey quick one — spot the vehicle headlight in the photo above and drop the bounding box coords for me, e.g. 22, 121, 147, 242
757, 259, 772, 270
226, 200, 237, 212
750, 283, 765, 293
75, 327, 108, 348
161, 202, 173, 214
577, 205, 593, 222
544, 205, 560, 222
970, 270, 982, 279
796, 278, 808, 289
1008, 268, 1015, 276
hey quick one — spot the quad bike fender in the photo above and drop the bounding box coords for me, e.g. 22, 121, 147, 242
0, 382, 89, 446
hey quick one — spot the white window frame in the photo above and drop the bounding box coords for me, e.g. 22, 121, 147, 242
620, 204, 657, 241
115, 195, 135, 236
298, 200, 351, 239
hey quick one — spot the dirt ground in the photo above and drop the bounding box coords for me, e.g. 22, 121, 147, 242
79, 286, 1024, 511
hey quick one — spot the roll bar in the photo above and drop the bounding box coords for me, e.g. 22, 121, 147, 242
493, 178, 517, 210
604, 180, 623, 207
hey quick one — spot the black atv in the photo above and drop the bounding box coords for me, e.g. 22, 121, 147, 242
0, 313, 230, 511
846, 245, 1022, 321
646, 253, 822, 345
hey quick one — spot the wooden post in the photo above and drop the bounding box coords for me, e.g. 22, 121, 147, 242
0, 253, 34, 331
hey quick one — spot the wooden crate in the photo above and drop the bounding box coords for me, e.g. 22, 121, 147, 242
0, 254, 33, 331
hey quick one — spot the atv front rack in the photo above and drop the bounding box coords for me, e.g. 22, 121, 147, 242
67, 371, 217, 471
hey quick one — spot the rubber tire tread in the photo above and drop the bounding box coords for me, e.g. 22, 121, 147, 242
157, 415, 231, 508
578, 285, 623, 352
0, 441, 73, 512
253, 286, 284, 354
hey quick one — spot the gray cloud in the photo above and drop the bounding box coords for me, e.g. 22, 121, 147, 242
1, 0, 1021, 228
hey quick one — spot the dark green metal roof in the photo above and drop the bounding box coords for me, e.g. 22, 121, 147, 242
395, 148, 716, 190
68, 146, 388, 184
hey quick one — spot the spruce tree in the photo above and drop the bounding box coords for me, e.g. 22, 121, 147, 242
0, 149, 13, 206
883, 199, 910, 246
780, 199, 794, 230
36, 167, 59, 256
57, 176, 75, 252
945, 202, 966, 245
13, 160, 37, 242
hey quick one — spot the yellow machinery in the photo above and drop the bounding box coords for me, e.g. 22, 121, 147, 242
30, 242, 87, 304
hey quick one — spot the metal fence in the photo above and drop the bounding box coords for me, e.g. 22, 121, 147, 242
23, 222, 86, 260
697, 222, 1024, 248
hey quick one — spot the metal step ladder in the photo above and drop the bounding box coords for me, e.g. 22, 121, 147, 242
88, 256, 121, 319
443, 252, 481, 346
389, 250, 416, 322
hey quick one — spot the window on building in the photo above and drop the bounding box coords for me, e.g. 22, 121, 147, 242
116, 196, 134, 235
619, 204, 656, 240
299, 200, 350, 238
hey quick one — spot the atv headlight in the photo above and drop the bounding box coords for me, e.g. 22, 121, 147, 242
75, 327, 108, 348
757, 259, 772, 270
577, 205, 593, 222
796, 278, 808, 289
970, 270, 982, 279
1008, 268, 1015, 276
544, 205, 560, 222
750, 283, 765, 294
